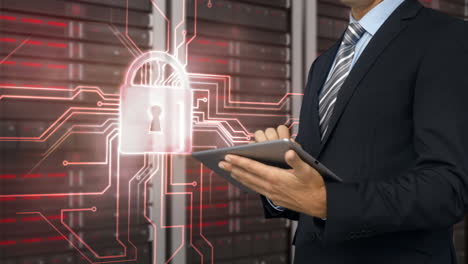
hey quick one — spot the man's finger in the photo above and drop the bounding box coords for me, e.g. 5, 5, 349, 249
285, 150, 309, 174
265, 127, 279, 141
219, 159, 272, 195
218, 161, 232, 172
229, 165, 271, 195
225, 154, 278, 181
277, 125, 290, 139
254, 130, 267, 142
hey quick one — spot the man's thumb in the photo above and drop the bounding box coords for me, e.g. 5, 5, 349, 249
285, 150, 307, 173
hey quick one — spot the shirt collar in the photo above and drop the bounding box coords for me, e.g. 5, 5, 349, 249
349, 0, 406, 36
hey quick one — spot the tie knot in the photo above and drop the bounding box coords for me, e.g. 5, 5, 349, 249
343, 23, 366, 46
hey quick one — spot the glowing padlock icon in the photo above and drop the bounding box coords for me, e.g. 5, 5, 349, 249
119, 51, 193, 154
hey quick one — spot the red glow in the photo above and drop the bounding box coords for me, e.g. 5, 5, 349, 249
23, 84, 42, 88
1, 60, 16, 65
198, 57, 211, 63
47, 42, 67, 48
22, 62, 42, 67
22, 196, 42, 200
215, 59, 228, 65
47, 173, 66, 178
0, 38, 17, 43
23, 173, 41, 178
21, 18, 42, 24
196, 39, 211, 45
22, 216, 42, 222
47, 215, 64, 220
0, 15, 16, 21
0, 240, 16, 246
0, 174, 16, 179
214, 186, 228, 191
25, 40, 42, 45
0, 218, 16, 224
47, 64, 67, 69
47, 236, 66, 241
214, 41, 228, 47
47, 21, 67, 27
215, 220, 228, 226
22, 237, 42, 243
0, 197, 16, 201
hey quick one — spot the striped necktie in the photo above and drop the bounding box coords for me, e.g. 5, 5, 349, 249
319, 22, 366, 140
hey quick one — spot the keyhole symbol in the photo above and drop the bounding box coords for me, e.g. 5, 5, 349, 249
150, 105, 162, 133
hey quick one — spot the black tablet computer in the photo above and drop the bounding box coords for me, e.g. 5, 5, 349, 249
192, 139, 342, 193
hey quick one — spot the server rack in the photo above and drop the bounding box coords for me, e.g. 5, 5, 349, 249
0, 0, 153, 263
183, 0, 293, 263
1, 0, 296, 263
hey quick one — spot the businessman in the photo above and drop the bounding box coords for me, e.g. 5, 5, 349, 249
218, 0, 468, 263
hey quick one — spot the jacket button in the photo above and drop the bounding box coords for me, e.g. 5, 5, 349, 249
310, 232, 316, 241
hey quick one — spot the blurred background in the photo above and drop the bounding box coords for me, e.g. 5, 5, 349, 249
0, 0, 466, 263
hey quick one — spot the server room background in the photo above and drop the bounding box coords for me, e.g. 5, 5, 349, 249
0, 0, 466, 263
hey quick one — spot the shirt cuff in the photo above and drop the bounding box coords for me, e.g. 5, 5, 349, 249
266, 198, 285, 211
267, 198, 326, 219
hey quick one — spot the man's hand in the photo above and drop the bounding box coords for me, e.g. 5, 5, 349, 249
218, 137, 327, 219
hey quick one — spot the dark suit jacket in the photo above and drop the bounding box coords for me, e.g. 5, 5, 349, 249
261, 0, 468, 263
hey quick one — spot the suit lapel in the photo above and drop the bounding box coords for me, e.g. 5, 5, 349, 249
317, 0, 423, 156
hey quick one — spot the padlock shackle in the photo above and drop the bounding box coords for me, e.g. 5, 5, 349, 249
123, 51, 189, 88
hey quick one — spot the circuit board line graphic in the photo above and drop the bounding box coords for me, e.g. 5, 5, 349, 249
0, 0, 300, 263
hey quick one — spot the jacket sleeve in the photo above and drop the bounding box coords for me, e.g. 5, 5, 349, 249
322, 22, 468, 243
260, 195, 300, 220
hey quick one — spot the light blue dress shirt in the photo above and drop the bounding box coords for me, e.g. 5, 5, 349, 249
269, 0, 406, 213
326, 0, 406, 80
